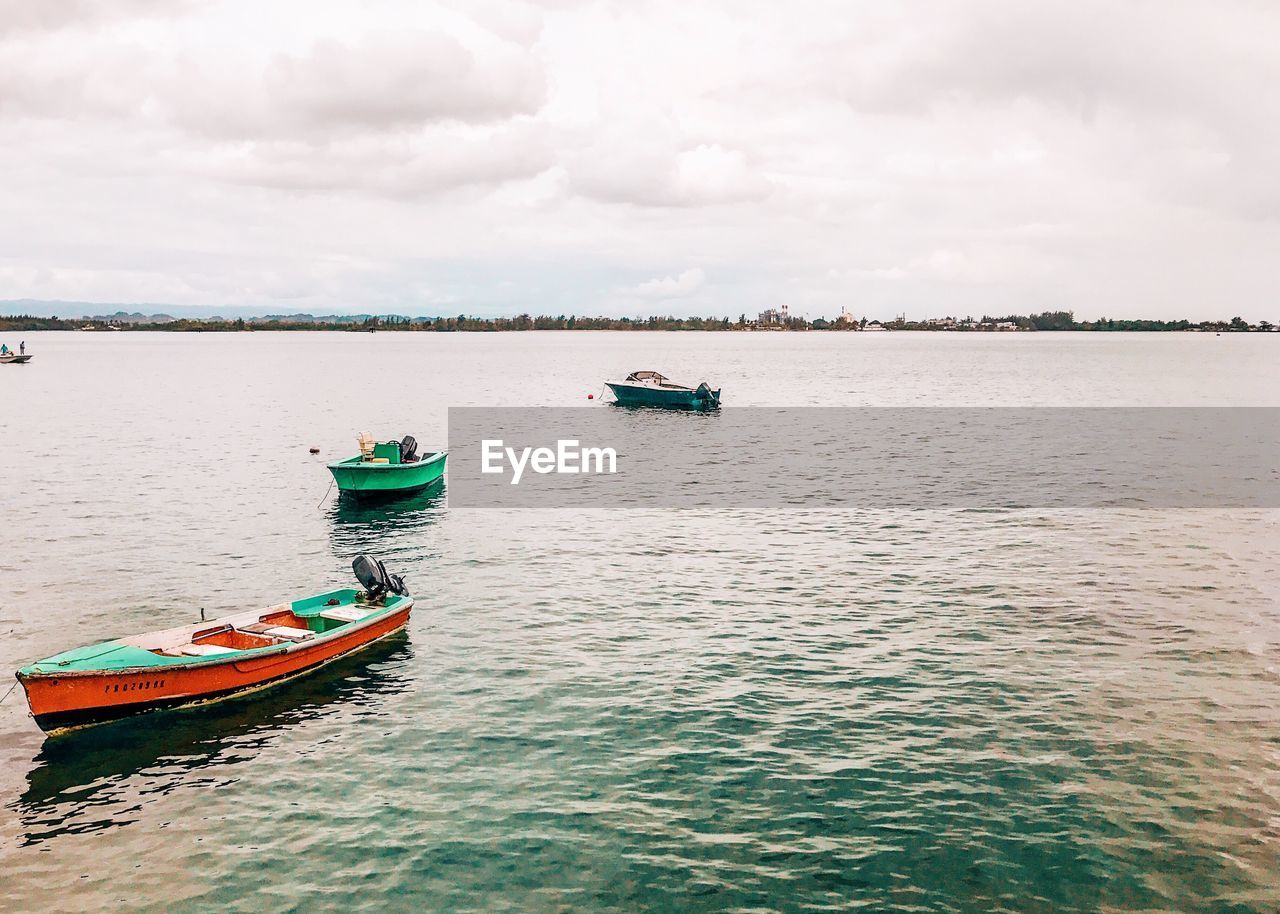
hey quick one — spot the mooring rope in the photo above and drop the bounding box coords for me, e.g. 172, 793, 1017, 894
0, 680, 18, 705
316, 477, 335, 509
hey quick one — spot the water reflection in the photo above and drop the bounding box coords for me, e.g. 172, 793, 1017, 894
607, 401, 724, 418
326, 479, 445, 556
13, 635, 413, 846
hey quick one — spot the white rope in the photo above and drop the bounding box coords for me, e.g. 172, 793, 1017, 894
316, 477, 335, 509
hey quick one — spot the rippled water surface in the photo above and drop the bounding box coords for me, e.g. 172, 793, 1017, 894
1, 331, 1279, 913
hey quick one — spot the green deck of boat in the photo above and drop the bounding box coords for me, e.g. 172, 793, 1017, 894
20, 590, 408, 675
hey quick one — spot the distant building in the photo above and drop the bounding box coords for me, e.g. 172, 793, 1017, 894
758, 307, 781, 325
837, 307, 857, 324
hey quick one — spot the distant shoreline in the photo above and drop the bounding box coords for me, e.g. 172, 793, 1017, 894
1, 311, 1276, 333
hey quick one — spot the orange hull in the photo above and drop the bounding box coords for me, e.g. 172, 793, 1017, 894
18, 604, 411, 732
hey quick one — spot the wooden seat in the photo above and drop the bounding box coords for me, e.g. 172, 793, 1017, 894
239, 621, 315, 642
178, 643, 238, 657
317, 606, 371, 624
262, 625, 314, 641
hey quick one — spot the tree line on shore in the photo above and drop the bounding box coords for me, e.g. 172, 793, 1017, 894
0, 310, 1274, 333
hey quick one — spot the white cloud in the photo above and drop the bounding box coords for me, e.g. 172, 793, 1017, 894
173, 31, 546, 140
0, 0, 1278, 319
629, 267, 706, 299
190, 123, 556, 197
0, 0, 178, 36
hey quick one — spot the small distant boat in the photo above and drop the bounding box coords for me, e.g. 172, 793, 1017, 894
606, 370, 721, 410
327, 433, 446, 499
16, 555, 413, 734
0, 353, 32, 364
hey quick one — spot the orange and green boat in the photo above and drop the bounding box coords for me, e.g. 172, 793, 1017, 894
15, 555, 412, 734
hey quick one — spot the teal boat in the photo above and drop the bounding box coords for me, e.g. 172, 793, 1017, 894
327, 435, 446, 499
606, 370, 721, 410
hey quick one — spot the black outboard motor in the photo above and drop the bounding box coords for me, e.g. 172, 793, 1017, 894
399, 435, 419, 463
352, 554, 410, 600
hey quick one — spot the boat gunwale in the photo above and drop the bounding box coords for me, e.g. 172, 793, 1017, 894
326, 450, 447, 472
607, 380, 700, 393
17, 596, 414, 680
606, 380, 720, 394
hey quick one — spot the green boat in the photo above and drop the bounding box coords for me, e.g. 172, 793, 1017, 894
606, 370, 721, 410
327, 435, 447, 499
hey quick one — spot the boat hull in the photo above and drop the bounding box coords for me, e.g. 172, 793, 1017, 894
606, 382, 721, 410
327, 451, 447, 498
0, 354, 32, 364
17, 603, 411, 733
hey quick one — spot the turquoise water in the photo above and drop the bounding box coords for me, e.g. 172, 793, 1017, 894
1, 332, 1279, 912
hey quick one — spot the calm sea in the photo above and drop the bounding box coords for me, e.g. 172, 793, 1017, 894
1, 331, 1278, 913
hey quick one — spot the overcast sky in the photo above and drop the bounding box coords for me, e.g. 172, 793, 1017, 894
1, 0, 1277, 320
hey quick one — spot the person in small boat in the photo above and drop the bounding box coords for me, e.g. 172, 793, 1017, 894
19, 341, 24, 355
0, 344, 7, 355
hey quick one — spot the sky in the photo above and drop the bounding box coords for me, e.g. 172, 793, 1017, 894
1, 0, 1278, 321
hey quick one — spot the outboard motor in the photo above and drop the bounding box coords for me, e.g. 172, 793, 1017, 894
399, 435, 419, 463
352, 554, 410, 600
